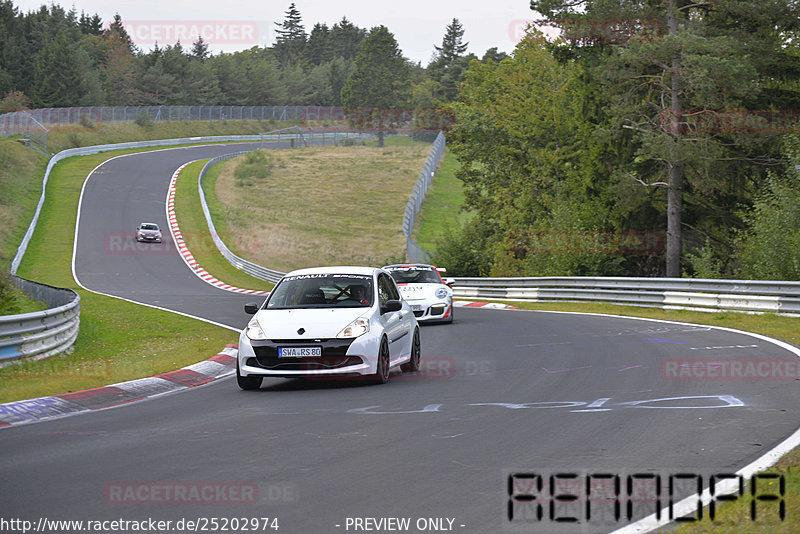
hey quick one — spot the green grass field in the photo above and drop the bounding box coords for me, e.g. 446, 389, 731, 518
211, 141, 428, 272
174, 160, 273, 291
413, 148, 472, 251
0, 148, 238, 403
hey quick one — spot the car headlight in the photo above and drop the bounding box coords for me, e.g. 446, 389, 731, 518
435, 288, 449, 299
337, 318, 369, 339
246, 316, 267, 340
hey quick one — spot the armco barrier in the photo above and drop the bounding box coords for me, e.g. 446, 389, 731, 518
403, 131, 445, 263
196, 131, 445, 282
6, 133, 273, 364
0, 276, 80, 365
197, 151, 285, 284
450, 276, 800, 314
3, 129, 398, 363
9, 133, 274, 276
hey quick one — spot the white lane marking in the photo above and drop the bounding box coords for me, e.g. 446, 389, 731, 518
71, 148, 245, 332
587, 398, 611, 408
347, 404, 443, 414
689, 344, 759, 350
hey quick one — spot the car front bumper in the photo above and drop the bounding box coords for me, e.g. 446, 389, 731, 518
238, 330, 378, 378
407, 300, 453, 322
137, 234, 162, 242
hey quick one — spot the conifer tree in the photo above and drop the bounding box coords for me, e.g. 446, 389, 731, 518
341, 26, 411, 146
273, 3, 306, 66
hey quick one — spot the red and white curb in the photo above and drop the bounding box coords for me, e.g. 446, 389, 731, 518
0, 345, 239, 428
166, 163, 268, 295
454, 300, 517, 310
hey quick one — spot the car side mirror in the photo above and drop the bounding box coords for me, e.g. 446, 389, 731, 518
444, 278, 455, 288
244, 302, 259, 314
382, 299, 402, 314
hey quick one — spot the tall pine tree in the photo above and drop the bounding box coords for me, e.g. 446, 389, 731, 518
341, 26, 411, 146
273, 3, 306, 66
428, 19, 470, 101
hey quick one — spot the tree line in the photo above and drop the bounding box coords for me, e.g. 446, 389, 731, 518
434, 0, 800, 280
0, 1, 503, 112
5, 1, 798, 280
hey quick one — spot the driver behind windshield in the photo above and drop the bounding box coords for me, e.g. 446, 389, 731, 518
349, 284, 370, 306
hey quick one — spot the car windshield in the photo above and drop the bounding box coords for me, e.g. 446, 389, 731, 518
386, 266, 441, 284
140, 224, 159, 231
265, 273, 374, 309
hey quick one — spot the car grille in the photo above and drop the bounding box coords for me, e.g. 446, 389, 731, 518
250, 338, 358, 370
413, 310, 424, 317
247, 356, 363, 371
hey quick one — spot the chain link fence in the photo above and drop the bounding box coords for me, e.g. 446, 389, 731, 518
0, 106, 347, 136
403, 131, 446, 263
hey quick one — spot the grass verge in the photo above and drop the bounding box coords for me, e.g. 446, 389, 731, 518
174, 160, 273, 291
212, 143, 429, 272
0, 148, 238, 403
413, 148, 471, 252
0, 138, 47, 265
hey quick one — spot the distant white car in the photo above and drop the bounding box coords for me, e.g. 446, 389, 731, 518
383, 264, 454, 324
135, 222, 162, 243
237, 266, 420, 389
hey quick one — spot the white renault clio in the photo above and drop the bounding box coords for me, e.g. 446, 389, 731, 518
237, 266, 420, 389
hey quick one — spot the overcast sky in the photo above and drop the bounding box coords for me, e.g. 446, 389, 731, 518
14, 0, 539, 65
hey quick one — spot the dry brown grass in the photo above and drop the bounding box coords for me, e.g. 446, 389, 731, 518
214, 145, 429, 271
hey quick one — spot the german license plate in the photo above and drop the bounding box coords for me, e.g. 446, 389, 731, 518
411, 305, 423, 311
278, 347, 321, 358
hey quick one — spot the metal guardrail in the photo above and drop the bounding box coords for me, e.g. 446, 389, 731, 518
197, 131, 445, 282
451, 276, 800, 314
6, 133, 276, 364
195, 129, 383, 283
198, 151, 285, 284
403, 131, 446, 263
9, 134, 272, 276
0, 276, 80, 365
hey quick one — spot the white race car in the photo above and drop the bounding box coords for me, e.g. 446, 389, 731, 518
383, 264, 454, 324
135, 222, 162, 243
237, 266, 420, 389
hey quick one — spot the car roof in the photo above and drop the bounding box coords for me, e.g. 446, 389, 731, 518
139, 222, 159, 227
283, 266, 382, 277
383, 263, 438, 270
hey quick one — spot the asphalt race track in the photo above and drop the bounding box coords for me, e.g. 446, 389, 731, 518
2, 143, 800, 534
